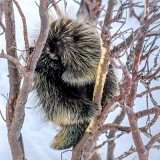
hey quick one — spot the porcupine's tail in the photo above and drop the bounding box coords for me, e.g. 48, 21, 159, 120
51, 123, 89, 150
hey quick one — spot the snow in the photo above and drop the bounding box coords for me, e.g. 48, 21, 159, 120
0, 0, 160, 160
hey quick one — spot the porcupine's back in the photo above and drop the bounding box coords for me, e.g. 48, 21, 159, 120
33, 15, 118, 150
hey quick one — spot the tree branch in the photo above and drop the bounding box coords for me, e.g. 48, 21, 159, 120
146, 132, 160, 149
107, 109, 126, 160
111, 13, 160, 55
136, 86, 160, 97
0, 109, 6, 122
141, 66, 160, 80
0, 52, 26, 74
77, 0, 102, 20
72, 2, 115, 158
115, 146, 136, 160
0, 0, 5, 33
12, 0, 29, 57
135, 107, 160, 120
2, 0, 24, 159
2, 0, 50, 159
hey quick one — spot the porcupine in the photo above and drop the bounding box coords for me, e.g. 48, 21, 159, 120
31, 15, 117, 150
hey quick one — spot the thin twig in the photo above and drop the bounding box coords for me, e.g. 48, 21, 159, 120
136, 86, 160, 97
13, 0, 29, 58
146, 132, 160, 149
135, 107, 160, 120
95, 132, 125, 150
115, 145, 136, 160
0, 51, 26, 74
0, 109, 6, 122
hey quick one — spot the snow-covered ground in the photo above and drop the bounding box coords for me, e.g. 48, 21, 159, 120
0, 1, 160, 160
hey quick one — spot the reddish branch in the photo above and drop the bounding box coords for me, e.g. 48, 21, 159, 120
12, 0, 29, 57
129, 0, 140, 20
111, 13, 160, 55
115, 142, 160, 160
95, 132, 125, 150
0, 109, 6, 122
81, 2, 160, 160
126, 33, 147, 160
1, 0, 50, 160
135, 107, 160, 120
146, 132, 160, 149
3, 0, 23, 159
84, 0, 102, 19
0, 52, 26, 74
77, 0, 102, 20
95, 116, 160, 140
0, 0, 5, 33
97, 2, 160, 160
99, 95, 119, 124
149, 92, 159, 107
0, 1, 3, 19
71, 33, 112, 160
107, 109, 126, 160
144, 0, 149, 18
119, 3, 160, 160
140, 114, 159, 132
115, 146, 136, 160
1, 1, 159, 160
49, 0, 62, 17
103, 0, 115, 30
136, 86, 160, 97
141, 66, 160, 80
84, 1, 117, 158
98, 123, 130, 134
97, 112, 160, 159
28, 1, 49, 71
72, 1, 115, 159
140, 46, 159, 61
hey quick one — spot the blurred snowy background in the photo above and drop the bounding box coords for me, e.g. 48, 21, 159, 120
0, 0, 160, 160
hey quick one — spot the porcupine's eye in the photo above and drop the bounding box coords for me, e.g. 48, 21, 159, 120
47, 40, 56, 53
72, 35, 80, 42
44, 39, 60, 60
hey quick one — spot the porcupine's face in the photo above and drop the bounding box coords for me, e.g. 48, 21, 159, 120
38, 17, 101, 86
